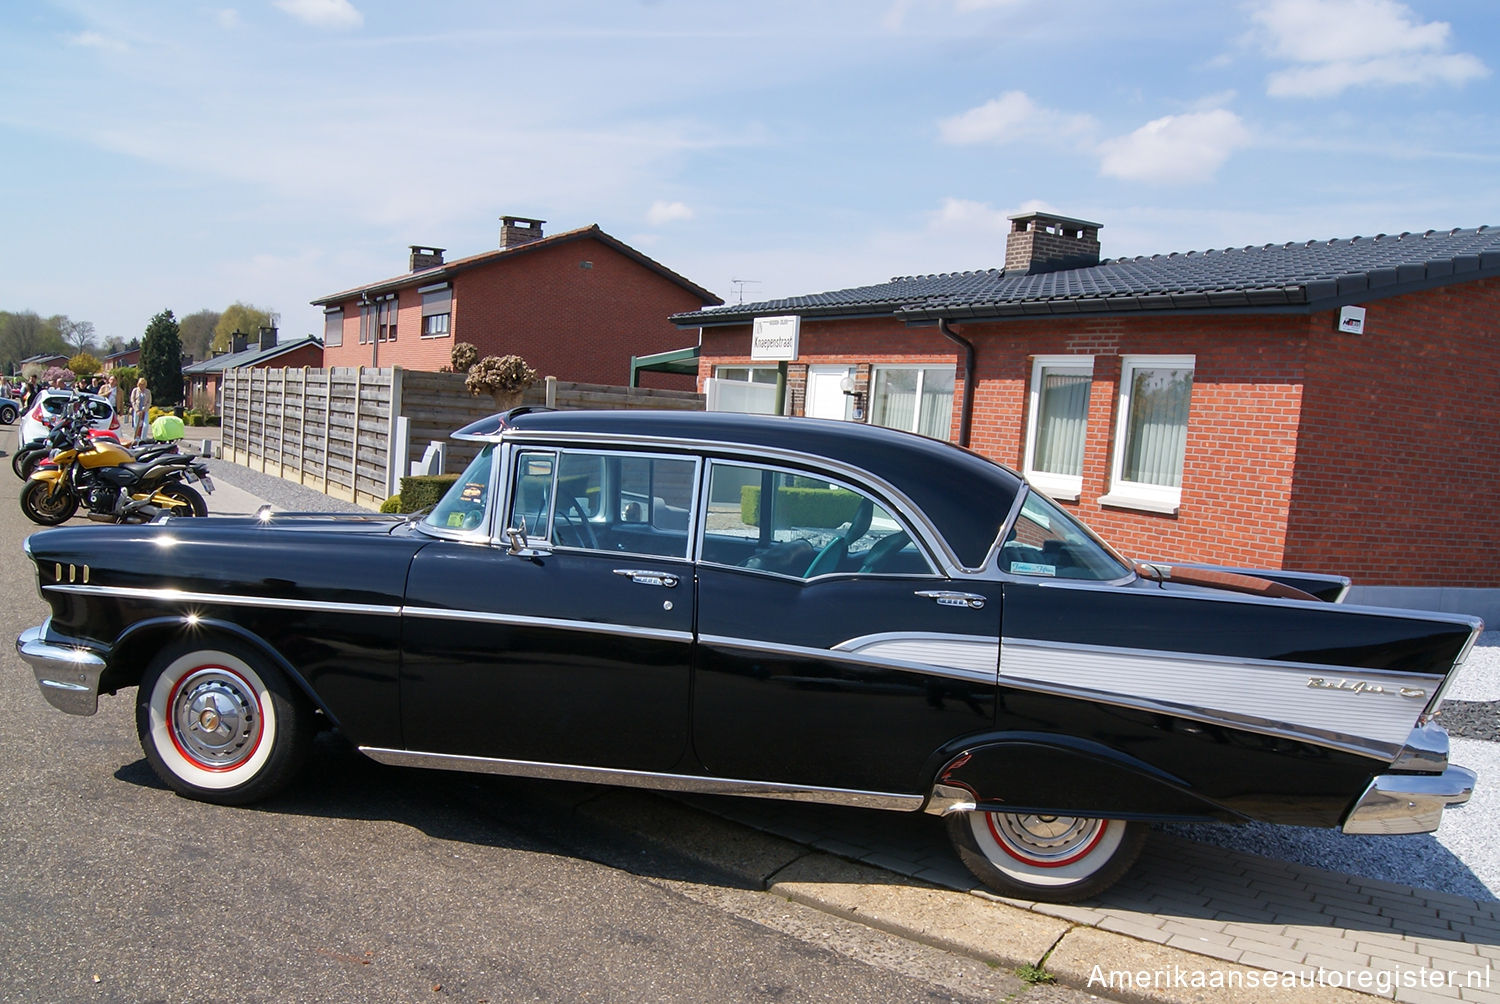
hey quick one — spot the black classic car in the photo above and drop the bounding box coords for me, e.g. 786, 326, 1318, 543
17, 409, 1481, 901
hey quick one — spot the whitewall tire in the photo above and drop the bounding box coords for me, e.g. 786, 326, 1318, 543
947, 810, 1146, 903
136, 641, 312, 805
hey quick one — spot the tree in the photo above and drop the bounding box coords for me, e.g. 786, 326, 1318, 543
212, 303, 274, 353
0, 311, 68, 373
140, 309, 184, 406
68, 352, 102, 377
178, 309, 220, 362
58, 317, 97, 355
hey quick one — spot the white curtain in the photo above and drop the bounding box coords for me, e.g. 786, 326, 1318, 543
1122, 367, 1193, 487
1034, 372, 1090, 476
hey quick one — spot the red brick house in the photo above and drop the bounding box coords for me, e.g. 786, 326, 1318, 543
312, 216, 721, 388
181, 327, 323, 413
674, 212, 1500, 609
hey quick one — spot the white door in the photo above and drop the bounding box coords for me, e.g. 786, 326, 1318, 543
805, 365, 853, 421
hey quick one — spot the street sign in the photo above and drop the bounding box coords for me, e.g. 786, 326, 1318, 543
751, 315, 800, 361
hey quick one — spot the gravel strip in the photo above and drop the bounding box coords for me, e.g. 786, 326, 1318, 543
201, 459, 373, 514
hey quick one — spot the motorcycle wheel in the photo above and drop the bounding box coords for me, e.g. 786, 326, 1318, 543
20, 479, 79, 525
12, 447, 38, 480
20, 451, 49, 480
154, 483, 208, 518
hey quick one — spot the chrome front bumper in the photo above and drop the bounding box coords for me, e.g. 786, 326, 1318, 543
16, 624, 105, 717
1342, 765, 1476, 835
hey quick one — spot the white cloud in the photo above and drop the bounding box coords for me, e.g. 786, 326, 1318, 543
646, 200, 694, 226
1250, 0, 1488, 97
273, 0, 363, 30
1097, 109, 1251, 184
64, 31, 128, 52
216, 9, 242, 30
938, 90, 1095, 145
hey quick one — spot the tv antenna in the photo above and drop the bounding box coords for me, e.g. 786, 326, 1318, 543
730, 278, 761, 304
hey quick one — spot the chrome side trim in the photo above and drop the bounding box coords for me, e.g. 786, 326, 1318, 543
17, 624, 105, 717
703, 632, 999, 686
1000, 638, 1435, 762
42, 583, 403, 618
358, 747, 924, 811
1342, 765, 1475, 835
831, 632, 999, 680
402, 606, 693, 645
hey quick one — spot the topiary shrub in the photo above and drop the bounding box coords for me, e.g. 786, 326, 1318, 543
399, 474, 460, 512
379, 495, 402, 514
739, 485, 865, 529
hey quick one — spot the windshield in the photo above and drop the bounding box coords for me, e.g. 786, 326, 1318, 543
1000, 491, 1130, 581
422, 444, 496, 533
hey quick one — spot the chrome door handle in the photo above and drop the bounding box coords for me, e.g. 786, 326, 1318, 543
614, 569, 680, 588
915, 590, 985, 609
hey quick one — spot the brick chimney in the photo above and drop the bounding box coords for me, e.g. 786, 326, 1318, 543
409, 245, 446, 271
258, 325, 278, 351
500, 215, 546, 249
1005, 212, 1102, 274
231, 331, 249, 354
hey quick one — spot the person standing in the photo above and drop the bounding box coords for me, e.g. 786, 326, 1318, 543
130, 377, 152, 442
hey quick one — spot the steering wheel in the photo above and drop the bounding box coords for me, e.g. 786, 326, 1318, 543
553, 497, 599, 550
805, 538, 848, 578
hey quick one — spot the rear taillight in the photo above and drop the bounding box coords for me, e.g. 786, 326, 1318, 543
109, 413, 120, 430
29, 404, 45, 422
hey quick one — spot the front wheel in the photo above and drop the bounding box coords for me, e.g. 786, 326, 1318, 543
136, 640, 313, 805
947, 811, 1147, 903
20, 478, 78, 525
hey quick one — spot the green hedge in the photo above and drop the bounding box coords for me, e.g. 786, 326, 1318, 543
397, 473, 459, 513
740, 485, 863, 529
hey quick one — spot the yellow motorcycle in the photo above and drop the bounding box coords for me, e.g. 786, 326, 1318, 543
21, 418, 213, 525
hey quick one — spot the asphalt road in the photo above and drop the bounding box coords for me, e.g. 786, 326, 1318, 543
0, 473, 1103, 1002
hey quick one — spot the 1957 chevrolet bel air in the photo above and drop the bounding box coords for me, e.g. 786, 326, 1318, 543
17, 409, 1480, 901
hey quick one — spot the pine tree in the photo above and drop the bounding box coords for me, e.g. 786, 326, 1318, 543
140, 309, 184, 407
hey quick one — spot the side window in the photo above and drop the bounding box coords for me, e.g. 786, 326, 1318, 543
700, 462, 932, 578
1001, 492, 1128, 581
512, 449, 696, 558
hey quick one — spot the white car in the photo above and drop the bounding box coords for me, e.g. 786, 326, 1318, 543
17, 389, 119, 447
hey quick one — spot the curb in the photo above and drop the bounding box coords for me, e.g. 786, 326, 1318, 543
575, 788, 1375, 1004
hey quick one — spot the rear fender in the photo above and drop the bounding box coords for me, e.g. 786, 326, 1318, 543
929, 733, 1239, 823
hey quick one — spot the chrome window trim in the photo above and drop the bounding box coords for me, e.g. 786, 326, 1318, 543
403, 606, 693, 645
358, 746, 925, 812
694, 456, 944, 579
699, 632, 997, 687
506, 429, 971, 575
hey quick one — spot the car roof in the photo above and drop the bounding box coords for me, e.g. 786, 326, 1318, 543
497, 409, 1022, 569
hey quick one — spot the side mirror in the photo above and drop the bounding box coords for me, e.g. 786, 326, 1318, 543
504, 527, 552, 558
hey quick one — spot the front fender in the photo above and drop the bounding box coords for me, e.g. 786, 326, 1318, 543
28, 467, 66, 493
931, 733, 1240, 823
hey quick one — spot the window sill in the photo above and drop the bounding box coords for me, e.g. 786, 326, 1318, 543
1024, 474, 1081, 503
1098, 492, 1180, 516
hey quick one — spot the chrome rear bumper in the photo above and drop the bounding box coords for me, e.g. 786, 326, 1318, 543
1342, 765, 1476, 835
16, 623, 105, 717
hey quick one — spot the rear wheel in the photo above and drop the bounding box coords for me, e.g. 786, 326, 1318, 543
154, 482, 207, 517
20, 478, 78, 525
0, 404, 17, 425
947, 810, 1146, 903
136, 640, 312, 805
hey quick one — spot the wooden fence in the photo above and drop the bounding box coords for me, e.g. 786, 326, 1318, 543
221, 367, 703, 507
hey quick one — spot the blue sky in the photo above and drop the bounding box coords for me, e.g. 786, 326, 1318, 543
1, 0, 1496, 344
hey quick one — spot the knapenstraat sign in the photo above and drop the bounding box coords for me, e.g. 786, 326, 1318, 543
751, 314, 800, 361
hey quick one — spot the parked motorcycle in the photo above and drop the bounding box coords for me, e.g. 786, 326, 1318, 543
21, 414, 213, 525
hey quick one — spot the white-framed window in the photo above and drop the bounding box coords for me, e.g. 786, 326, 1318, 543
869, 365, 955, 440
1023, 355, 1093, 501
1101, 354, 1195, 515
706, 365, 781, 414
323, 307, 344, 348
420, 283, 452, 339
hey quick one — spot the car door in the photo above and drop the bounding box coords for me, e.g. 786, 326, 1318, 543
692, 460, 1001, 796
401, 446, 698, 772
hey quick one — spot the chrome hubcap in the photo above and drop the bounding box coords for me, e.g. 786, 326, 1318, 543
989, 813, 1101, 863
171, 669, 258, 768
